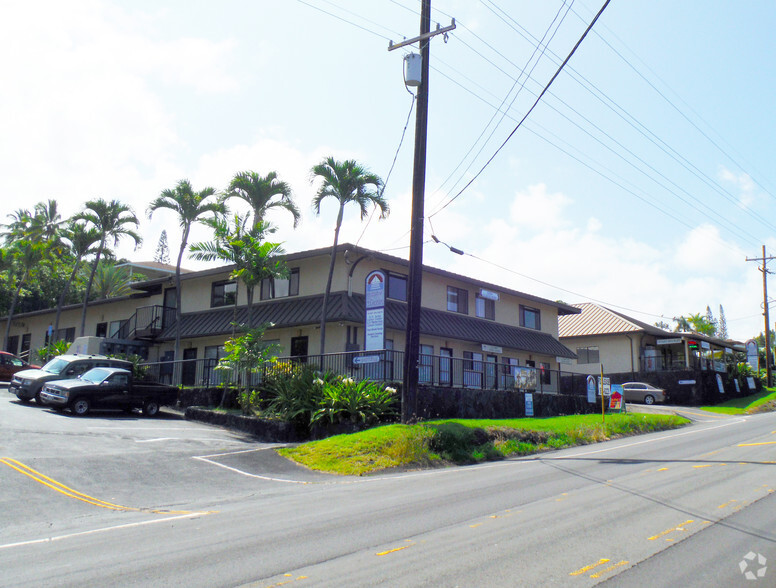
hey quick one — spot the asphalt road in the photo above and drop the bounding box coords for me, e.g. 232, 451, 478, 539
1, 384, 774, 587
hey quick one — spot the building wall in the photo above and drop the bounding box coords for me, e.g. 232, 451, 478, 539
560, 333, 644, 376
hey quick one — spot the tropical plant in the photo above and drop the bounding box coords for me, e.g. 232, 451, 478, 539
311, 376, 398, 425
148, 179, 224, 375
2, 240, 47, 351
215, 323, 281, 411
687, 313, 716, 336
76, 199, 142, 337
35, 339, 71, 363
52, 222, 101, 340
224, 170, 300, 230
86, 261, 135, 299
311, 157, 387, 354
107, 353, 149, 380
190, 215, 287, 329
261, 366, 336, 430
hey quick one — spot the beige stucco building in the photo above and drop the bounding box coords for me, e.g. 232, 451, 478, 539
3, 244, 579, 391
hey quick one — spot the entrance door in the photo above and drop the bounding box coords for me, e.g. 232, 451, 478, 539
182, 348, 197, 386
20, 334, 31, 361
291, 336, 308, 363
485, 355, 498, 389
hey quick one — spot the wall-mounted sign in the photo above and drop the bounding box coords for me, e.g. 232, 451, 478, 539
353, 355, 381, 365
479, 289, 500, 301
715, 373, 725, 394
657, 338, 682, 345
364, 270, 385, 351
481, 344, 503, 354
701, 341, 711, 350
556, 356, 573, 365
678, 379, 696, 385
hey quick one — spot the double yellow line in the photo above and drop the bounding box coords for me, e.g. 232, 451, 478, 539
0, 457, 207, 515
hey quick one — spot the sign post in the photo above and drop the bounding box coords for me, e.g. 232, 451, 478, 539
364, 270, 386, 352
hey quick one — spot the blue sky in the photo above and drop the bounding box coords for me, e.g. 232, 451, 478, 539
2, 0, 775, 342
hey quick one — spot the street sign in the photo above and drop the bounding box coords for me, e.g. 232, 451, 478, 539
353, 355, 381, 365
601, 376, 611, 396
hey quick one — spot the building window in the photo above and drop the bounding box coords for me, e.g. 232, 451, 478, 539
419, 344, 433, 383
387, 272, 407, 301
6, 335, 19, 355
439, 348, 453, 385
576, 346, 600, 364
211, 280, 237, 307
95, 322, 107, 338
520, 305, 541, 330
55, 327, 75, 343
260, 269, 299, 300
463, 351, 483, 388
475, 295, 495, 320
108, 320, 123, 338
447, 286, 468, 314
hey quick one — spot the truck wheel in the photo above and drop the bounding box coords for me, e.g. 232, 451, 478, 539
17, 395, 31, 404
35, 392, 46, 405
71, 398, 91, 416
142, 400, 160, 417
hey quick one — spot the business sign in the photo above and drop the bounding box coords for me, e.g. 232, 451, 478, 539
481, 344, 503, 354
516, 367, 537, 390
657, 338, 682, 345
600, 376, 611, 396
747, 376, 756, 391
586, 375, 597, 403
746, 339, 759, 370
701, 341, 711, 350
678, 379, 696, 385
716, 373, 725, 395
364, 270, 386, 351
609, 384, 623, 411
525, 393, 534, 417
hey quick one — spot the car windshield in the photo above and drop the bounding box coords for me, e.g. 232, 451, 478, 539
80, 368, 112, 384
41, 358, 69, 374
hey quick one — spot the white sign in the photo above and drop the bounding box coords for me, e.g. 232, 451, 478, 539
479, 289, 500, 301
747, 376, 756, 391
353, 355, 381, 365
701, 341, 711, 350
657, 338, 682, 345
365, 270, 386, 309
746, 339, 759, 370
557, 356, 573, 365
481, 344, 503, 354
586, 375, 597, 403
364, 308, 384, 351
364, 270, 386, 351
525, 393, 534, 417
678, 379, 696, 385
600, 376, 611, 396
716, 373, 725, 395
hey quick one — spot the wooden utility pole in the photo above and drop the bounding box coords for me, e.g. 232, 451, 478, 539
389, 2, 454, 423
746, 245, 775, 387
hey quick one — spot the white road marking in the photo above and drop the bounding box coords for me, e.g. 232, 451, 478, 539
0, 512, 210, 551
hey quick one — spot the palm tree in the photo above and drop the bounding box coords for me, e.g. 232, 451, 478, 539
1, 208, 33, 245
148, 179, 224, 370
76, 199, 142, 337
223, 170, 300, 230
52, 222, 100, 341
29, 199, 64, 246
3, 240, 47, 352
190, 215, 287, 330
88, 261, 134, 300
311, 157, 387, 355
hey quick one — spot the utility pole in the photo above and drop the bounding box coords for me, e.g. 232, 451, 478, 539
388, 2, 454, 423
746, 245, 775, 387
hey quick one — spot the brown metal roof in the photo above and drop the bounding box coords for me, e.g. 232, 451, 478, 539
558, 303, 649, 338
162, 292, 576, 358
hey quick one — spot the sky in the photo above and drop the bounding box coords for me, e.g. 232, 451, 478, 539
2, 0, 775, 343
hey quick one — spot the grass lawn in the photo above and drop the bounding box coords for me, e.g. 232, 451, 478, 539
701, 388, 776, 415
277, 413, 689, 476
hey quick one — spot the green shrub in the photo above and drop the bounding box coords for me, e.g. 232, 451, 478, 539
35, 340, 70, 363
261, 365, 331, 428
311, 377, 398, 426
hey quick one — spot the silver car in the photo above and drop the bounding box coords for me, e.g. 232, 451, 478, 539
621, 382, 666, 405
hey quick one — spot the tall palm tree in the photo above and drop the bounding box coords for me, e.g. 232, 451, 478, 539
76, 199, 142, 337
52, 222, 101, 341
3, 240, 46, 352
1, 208, 33, 245
311, 157, 387, 355
29, 199, 64, 246
190, 215, 287, 330
148, 179, 224, 368
223, 170, 300, 230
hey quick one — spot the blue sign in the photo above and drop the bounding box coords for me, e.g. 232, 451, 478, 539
525, 393, 534, 417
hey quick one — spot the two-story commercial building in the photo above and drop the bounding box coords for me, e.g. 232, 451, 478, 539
2, 244, 579, 392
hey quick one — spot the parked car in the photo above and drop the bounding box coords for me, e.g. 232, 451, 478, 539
0, 351, 39, 381
621, 382, 666, 405
39, 367, 178, 417
10, 354, 132, 404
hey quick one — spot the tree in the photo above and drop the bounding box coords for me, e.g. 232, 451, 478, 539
687, 313, 716, 336
76, 199, 142, 337
190, 215, 287, 331
654, 320, 671, 330
153, 230, 171, 265
311, 157, 387, 355
52, 222, 100, 341
87, 261, 134, 299
148, 179, 224, 372
3, 240, 47, 351
705, 305, 718, 336
718, 305, 728, 339
223, 170, 300, 230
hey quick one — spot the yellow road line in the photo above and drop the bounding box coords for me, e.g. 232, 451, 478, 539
0, 457, 208, 515
657, 467, 669, 471
590, 560, 629, 579
569, 558, 609, 576
376, 544, 413, 556
718, 500, 738, 509
648, 520, 693, 541
693, 464, 712, 469
738, 441, 776, 447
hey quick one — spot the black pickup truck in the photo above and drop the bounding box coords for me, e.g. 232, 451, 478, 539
39, 367, 178, 417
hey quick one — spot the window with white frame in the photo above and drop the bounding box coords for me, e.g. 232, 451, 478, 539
520, 305, 541, 330
475, 294, 495, 320
447, 286, 468, 314
260, 269, 299, 300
